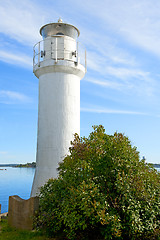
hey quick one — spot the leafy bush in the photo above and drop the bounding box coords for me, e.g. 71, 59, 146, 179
34, 125, 160, 240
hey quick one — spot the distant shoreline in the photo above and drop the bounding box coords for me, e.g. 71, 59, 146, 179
0, 162, 36, 168
0, 164, 18, 167
152, 163, 160, 168
0, 163, 159, 168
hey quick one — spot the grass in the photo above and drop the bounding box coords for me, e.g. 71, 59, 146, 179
0, 219, 56, 240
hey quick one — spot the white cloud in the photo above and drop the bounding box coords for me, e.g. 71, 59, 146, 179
0, 0, 42, 45
81, 107, 147, 115
85, 67, 155, 97
87, 51, 150, 81
85, 44, 155, 98
0, 0, 158, 100
85, 77, 122, 90
0, 0, 62, 68
0, 90, 31, 104
0, 0, 61, 46
0, 151, 8, 155
106, 67, 146, 80
70, 0, 160, 56
0, 50, 32, 68
81, 29, 136, 68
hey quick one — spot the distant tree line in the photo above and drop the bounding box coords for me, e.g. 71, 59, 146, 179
14, 162, 36, 168
152, 163, 160, 168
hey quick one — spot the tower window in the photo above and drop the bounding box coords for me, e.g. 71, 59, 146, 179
56, 32, 64, 35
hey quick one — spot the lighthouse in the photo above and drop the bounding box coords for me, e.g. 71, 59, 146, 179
31, 19, 86, 196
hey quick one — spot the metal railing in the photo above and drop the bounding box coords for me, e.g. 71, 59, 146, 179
33, 37, 87, 72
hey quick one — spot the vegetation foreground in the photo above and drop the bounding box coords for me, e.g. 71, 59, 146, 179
34, 125, 160, 240
0, 219, 56, 240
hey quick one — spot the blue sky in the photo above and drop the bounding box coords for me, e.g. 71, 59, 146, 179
0, 0, 160, 164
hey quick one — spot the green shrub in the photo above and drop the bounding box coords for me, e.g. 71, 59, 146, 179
34, 125, 160, 240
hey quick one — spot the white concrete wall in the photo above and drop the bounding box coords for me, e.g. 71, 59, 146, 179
31, 71, 81, 196
31, 30, 85, 197
43, 35, 76, 61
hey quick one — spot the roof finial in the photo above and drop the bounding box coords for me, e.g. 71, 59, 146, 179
58, 18, 63, 23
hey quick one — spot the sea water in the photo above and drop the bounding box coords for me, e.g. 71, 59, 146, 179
0, 167, 35, 213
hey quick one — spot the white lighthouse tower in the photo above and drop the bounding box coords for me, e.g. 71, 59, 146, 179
31, 19, 86, 197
